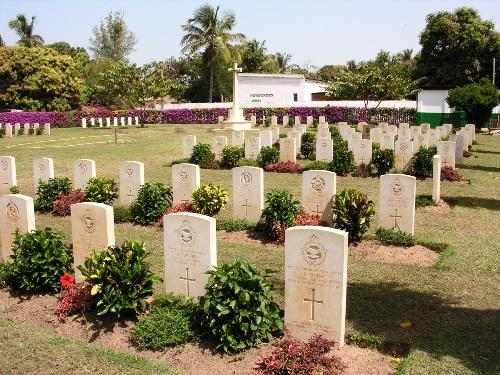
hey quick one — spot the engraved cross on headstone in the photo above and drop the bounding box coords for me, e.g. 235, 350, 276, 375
313, 204, 323, 217
179, 267, 195, 297
2, 181, 9, 193
390, 208, 402, 230
303, 288, 323, 321
242, 199, 251, 216
127, 189, 134, 204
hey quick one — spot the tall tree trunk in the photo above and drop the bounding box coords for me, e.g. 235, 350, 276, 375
209, 63, 214, 103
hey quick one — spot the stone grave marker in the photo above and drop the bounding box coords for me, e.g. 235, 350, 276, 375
436, 141, 456, 169
316, 138, 333, 162
347, 132, 362, 151
44, 123, 51, 135
387, 125, 398, 135
5, 123, 12, 138
294, 116, 301, 125
245, 136, 261, 160
119, 161, 144, 205
33, 123, 40, 131
378, 174, 416, 235
23, 123, 30, 133
352, 139, 372, 165
397, 126, 411, 141
182, 135, 197, 158
232, 130, 244, 147
14, 123, 20, 134
120, 117, 125, 127
135, 116, 139, 126
395, 140, 414, 171
449, 133, 464, 166
289, 130, 302, 155
0, 156, 17, 195
427, 129, 439, 147
270, 126, 280, 143
0, 194, 35, 262
271, 115, 278, 126
432, 155, 441, 202
370, 127, 382, 144
212, 136, 227, 161
284, 226, 348, 346
306, 116, 313, 127
283, 115, 289, 126
232, 166, 264, 222
380, 133, 395, 151
127, 117, 132, 126
421, 123, 431, 134
413, 133, 429, 150
172, 163, 200, 205
379, 122, 389, 133
73, 159, 96, 191
410, 126, 421, 140
113, 117, 118, 127
251, 114, 257, 126
465, 124, 476, 141
90, 118, 95, 127
33, 157, 54, 191
163, 212, 216, 299
302, 170, 336, 224
259, 130, 273, 148
98, 118, 103, 127
81, 118, 87, 128
318, 116, 326, 124
71, 202, 115, 280
218, 115, 224, 125
106, 117, 111, 127
317, 127, 331, 140
280, 137, 296, 162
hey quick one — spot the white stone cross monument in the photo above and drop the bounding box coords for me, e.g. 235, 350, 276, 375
222, 63, 252, 130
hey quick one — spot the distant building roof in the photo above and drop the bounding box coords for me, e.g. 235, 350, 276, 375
239, 73, 305, 79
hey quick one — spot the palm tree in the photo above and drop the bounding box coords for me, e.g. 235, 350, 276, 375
0, 34, 4, 47
274, 52, 291, 73
8, 14, 44, 47
181, 5, 245, 102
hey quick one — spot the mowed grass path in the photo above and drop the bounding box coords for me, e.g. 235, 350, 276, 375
1, 125, 499, 374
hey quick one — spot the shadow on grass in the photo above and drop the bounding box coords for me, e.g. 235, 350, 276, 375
347, 282, 500, 374
474, 149, 500, 155
459, 164, 500, 173
444, 196, 500, 211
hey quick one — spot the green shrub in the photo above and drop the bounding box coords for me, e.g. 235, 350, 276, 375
216, 218, 257, 231
0, 262, 14, 288
220, 146, 244, 169
170, 158, 190, 166
191, 183, 229, 217
35, 127, 44, 135
84, 177, 119, 205
237, 158, 260, 167
6, 228, 73, 293
415, 194, 435, 207
331, 188, 375, 243
300, 131, 316, 160
17, 127, 25, 135
301, 161, 331, 172
28, 127, 34, 135
410, 146, 437, 178
78, 241, 160, 317
259, 146, 279, 167
132, 294, 199, 351
113, 204, 132, 223
200, 258, 283, 354
0, 127, 5, 138
189, 143, 215, 166
376, 228, 416, 247
260, 190, 300, 240
131, 182, 172, 225
9, 185, 20, 194
330, 147, 355, 176
35, 177, 72, 212
371, 147, 395, 176
329, 125, 343, 144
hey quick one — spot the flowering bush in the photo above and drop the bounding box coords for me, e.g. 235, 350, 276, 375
254, 335, 344, 375
270, 208, 321, 243
165, 201, 197, 214
52, 190, 85, 216
265, 161, 300, 173
53, 276, 92, 321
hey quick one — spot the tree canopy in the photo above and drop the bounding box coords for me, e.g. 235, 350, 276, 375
8, 14, 44, 47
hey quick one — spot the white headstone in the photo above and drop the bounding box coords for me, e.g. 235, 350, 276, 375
172, 163, 200, 205
33, 157, 54, 191
271, 115, 278, 126
283, 115, 289, 126
370, 127, 382, 144
352, 139, 372, 165
379, 122, 389, 133
285, 226, 348, 346
387, 125, 398, 135
409, 126, 421, 140
465, 124, 476, 141
71, 202, 115, 280
218, 115, 224, 125
81, 118, 87, 128
232, 130, 245, 147
449, 134, 464, 166
270, 126, 280, 143
120, 117, 125, 127
98, 118, 103, 128
127, 117, 132, 126
413, 133, 429, 150
427, 129, 439, 147
432, 155, 441, 203
245, 136, 261, 160
436, 141, 456, 169
0, 194, 35, 262
294, 116, 301, 125
306, 116, 313, 127
14, 123, 20, 134
394, 140, 414, 171
90, 118, 95, 127
319, 116, 326, 124
0, 156, 17, 195
316, 138, 333, 162
397, 126, 411, 142
163, 212, 216, 299
5, 123, 12, 138
119, 161, 144, 205
380, 133, 395, 151
106, 117, 111, 127
44, 123, 51, 135
182, 135, 197, 158
232, 166, 264, 222
23, 123, 30, 133
33, 123, 40, 130
289, 131, 301, 155
113, 117, 118, 127
259, 130, 273, 148
378, 174, 416, 235
421, 123, 431, 134
212, 136, 227, 161
280, 138, 297, 163
302, 170, 336, 223
73, 159, 96, 191
250, 115, 256, 126
135, 116, 139, 126
317, 127, 331, 140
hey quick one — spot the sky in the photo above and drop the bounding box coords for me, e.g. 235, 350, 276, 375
1, 0, 499, 68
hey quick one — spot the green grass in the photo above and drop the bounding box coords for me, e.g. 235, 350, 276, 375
1, 125, 500, 374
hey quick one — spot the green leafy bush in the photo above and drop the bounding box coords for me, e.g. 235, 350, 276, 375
200, 258, 283, 354
190, 143, 216, 168
17, 127, 24, 135
78, 241, 160, 317
0, 127, 5, 138
35, 127, 44, 135
113, 204, 132, 223
132, 294, 199, 351
330, 146, 355, 176
220, 146, 244, 169
331, 188, 375, 243
301, 161, 331, 172
415, 194, 435, 207
376, 228, 416, 247
9, 185, 20, 194
260, 190, 300, 240
130, 182, 172, 225
170, 158, 190, 166
84, 177, 119, 204
35, 177, 72, 212
237, 158, 260, 167
216, 218, 257, 231
6, 228, 73, 293
0, 262, 14, 288
410, 146, 437, 178
259, 146, 279, 167
28, 127, 34, 135
191, 183, 229, 217
371, 147, 395, 176
300, 131, 316, 160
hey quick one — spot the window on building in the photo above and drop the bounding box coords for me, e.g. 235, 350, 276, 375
293, 93, 298, 102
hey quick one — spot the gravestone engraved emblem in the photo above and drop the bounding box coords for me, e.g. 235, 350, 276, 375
311, 177, 325, 192
79, 163, 87, 175
126, 168, 133, 176
0, 161, 7, 171
179, 170, 189, 183
176, 220, 195, 245
81, 209, 96, 233
6, 202, 19, 222
302, 235, 327, 265
400, 143, 408, 152
38, 163, 45, 171
392, 179, 403, 195
240, 172, 252, 186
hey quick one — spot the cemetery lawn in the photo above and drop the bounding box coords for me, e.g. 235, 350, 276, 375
1, 125, 500, 375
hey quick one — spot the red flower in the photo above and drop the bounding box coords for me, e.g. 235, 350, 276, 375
60, 273, 75, 289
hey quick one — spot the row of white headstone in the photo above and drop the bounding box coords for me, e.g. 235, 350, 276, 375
81, 116, 140, 128
219, 114, 330, 127
0, 122, 51, 138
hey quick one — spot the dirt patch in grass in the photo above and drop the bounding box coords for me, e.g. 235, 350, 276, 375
350, 240, 439, 266
0, 289, 395, 375
419, 199, 452, 213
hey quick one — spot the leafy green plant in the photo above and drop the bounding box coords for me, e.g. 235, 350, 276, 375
331, 188, 375, 243
415, 194, 435, 207
0, 262, 14, 288
113, 204, 132, 223
35, 177, 72, 212
0, 127, 5, 138
6, 228, 73, 293
330, 146, 355, 176
300, 131, 316, 160
220, 146, 244, 169
9, 185, 20, 194
132, 294, 199, 351
216, 218, 257, 231
84, 177, 119, 204
130, 182, 172, 225
78, 241, 160, 317
260, 190, 300, 240
259, 146, 279, 167
17, 127, 25, 135
200, 258, 283, 354
237, 158, 260, 167
301, 161, 331, 172
189, 143, 215, 166
35, 127, 44, 135
329, 125, 344, 144
371, 147, 395, 176
191, 183, 229, 217
28, 127, 34, 135
410, 146, 437, 178
170, 158, 190, 166
376, 228, 416, 247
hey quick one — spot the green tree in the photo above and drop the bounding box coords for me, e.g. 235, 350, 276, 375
446, 79, 500, 126
240, 39, 267, 73
89, 11, 137, 62
0, 47, 83, 110
314, 64, 346, 81
8, 14, 44, 47
181, 4, 245, 102
46, 42, 90, 77
273, 52, 291, 73
415, 7, 500, 88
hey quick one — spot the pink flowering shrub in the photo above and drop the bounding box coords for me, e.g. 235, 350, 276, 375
265, 161, 300, 173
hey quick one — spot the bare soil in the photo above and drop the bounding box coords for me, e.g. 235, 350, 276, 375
419, 199, 452, 213
0, 290, 395, 375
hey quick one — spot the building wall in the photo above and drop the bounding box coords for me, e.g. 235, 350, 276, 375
238, 74, 305, 105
